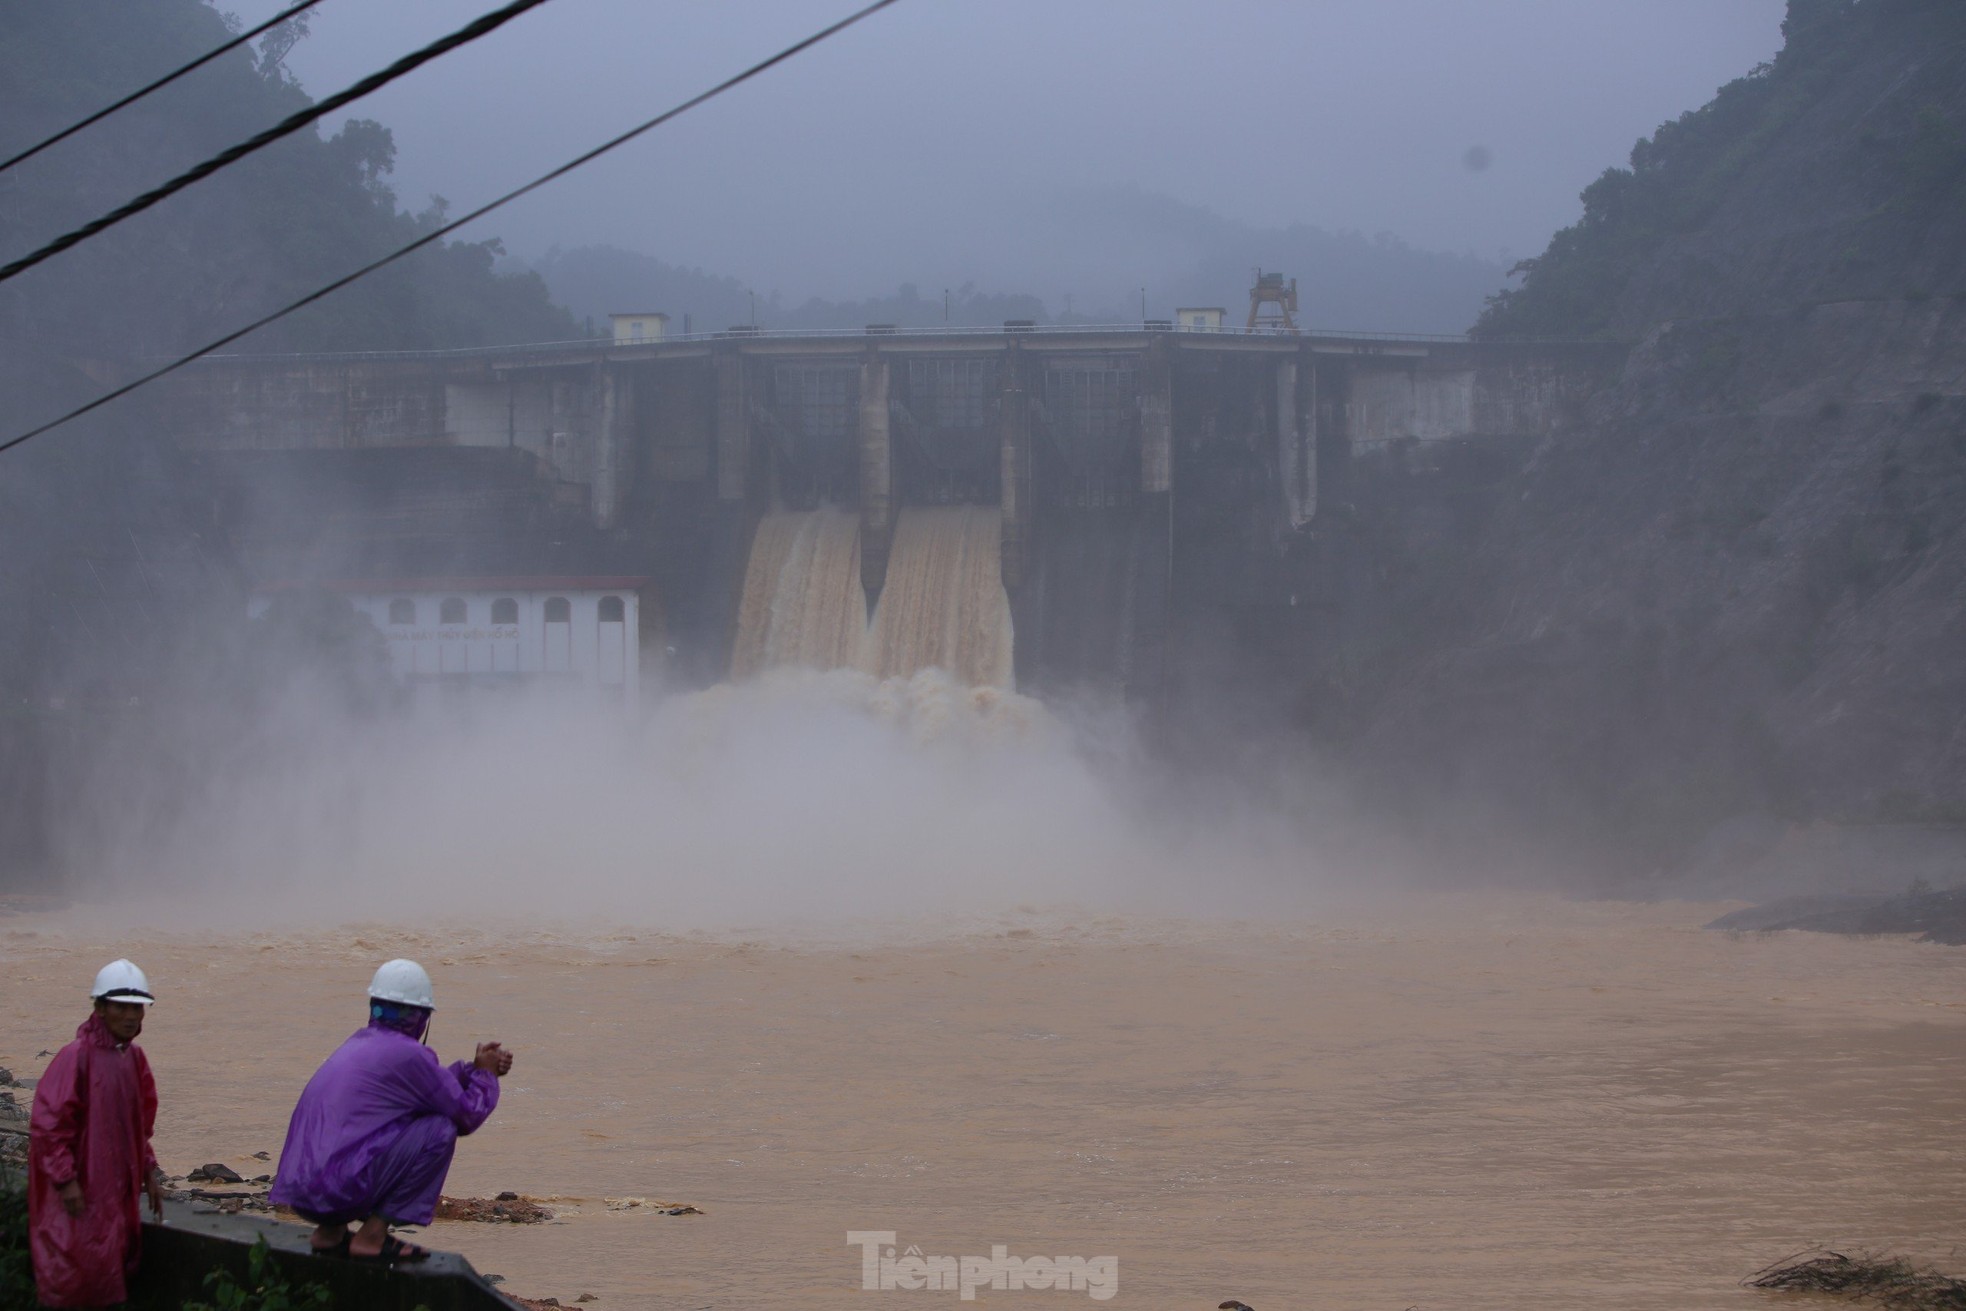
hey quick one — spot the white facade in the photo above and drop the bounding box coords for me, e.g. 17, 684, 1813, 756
609, 312, 668, 344
1175, 307, 1226, 332
251, 579, 643, 712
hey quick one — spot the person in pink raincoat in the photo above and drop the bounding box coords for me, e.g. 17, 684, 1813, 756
28, 959, 167, 1309
268, 959, 514, 1265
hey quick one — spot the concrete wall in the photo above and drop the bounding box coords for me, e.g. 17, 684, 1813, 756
1348, 362, 1477, 447
641, 362, 714, 482
169, 362, 628, 521
164, 360, 451, 449
130, 1201, 519, 1310
1352, 351, 1612, 454
442, 373, 620, 521
165, 336, 1623, 541
1341, 343, 1622, 454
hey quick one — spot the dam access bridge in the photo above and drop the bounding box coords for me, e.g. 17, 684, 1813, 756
158, 322, 1625, 697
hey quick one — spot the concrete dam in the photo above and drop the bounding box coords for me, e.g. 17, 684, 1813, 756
158, 325, 1625, 701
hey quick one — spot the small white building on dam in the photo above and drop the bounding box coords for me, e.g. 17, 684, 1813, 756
252, 576, 645, 711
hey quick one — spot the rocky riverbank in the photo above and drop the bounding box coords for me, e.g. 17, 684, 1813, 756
1708, 882, 1966, 942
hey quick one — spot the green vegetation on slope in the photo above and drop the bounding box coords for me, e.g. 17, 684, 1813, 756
0, 0, 576, 364
0, 1167, 30, 1311
1476, 0, 1966, 338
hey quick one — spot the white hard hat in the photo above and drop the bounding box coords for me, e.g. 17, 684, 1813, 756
92, 959, 155, 1005
368, 959, 434, 1010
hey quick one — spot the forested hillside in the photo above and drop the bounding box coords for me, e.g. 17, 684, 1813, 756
0, 1, 575, 887
1298, 0, 1966, 887
1476, 0, 1966, 337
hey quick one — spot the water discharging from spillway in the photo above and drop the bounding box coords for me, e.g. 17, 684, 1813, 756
731, 506, 1015, 688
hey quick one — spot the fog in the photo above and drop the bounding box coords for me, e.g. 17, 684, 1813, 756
52, 666, 1347, 933
0, 0, 1820, 917
233, 0, 1784, 316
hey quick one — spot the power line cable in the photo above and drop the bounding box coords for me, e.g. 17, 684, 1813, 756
0, 0, 903, 459
0, 0, 329, 176
0, 0, 551, 288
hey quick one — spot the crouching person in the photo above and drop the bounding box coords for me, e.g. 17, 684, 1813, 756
29, 960, 166, 1309
269, 959, 514, 1264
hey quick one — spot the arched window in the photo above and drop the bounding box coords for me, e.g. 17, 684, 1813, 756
387, 599, 415, 625
491, 597, 518, 625
596, 594, 627, 687
543, 595, 572, 673
439, 596, 467, 625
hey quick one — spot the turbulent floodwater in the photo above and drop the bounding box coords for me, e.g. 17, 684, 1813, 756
3, 897, 1962, 1310
734, 507, 1015, 689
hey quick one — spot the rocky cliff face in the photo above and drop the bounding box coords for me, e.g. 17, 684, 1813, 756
1297, 0, 1966, 885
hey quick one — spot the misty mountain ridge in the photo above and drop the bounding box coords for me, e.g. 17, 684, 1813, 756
519, 186, 1508, 337
1017, 185, 1510, 332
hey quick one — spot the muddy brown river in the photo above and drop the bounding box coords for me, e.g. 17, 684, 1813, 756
3, 895, 1961, 1310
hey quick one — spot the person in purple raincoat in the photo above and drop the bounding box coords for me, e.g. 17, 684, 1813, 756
269, 959, 515, 1264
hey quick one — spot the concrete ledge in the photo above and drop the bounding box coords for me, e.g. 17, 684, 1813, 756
131, 1200, 521, 1310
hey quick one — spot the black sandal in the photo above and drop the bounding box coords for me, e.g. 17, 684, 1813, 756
309, 1231, 352, 1258
353, 1234, 431, 1265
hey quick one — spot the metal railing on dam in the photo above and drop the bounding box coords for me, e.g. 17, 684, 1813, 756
186, 321, 1621, 367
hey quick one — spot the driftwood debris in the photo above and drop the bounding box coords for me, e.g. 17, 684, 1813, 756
434, 1192, 554, 1223
1749, 1250, 1966, 1310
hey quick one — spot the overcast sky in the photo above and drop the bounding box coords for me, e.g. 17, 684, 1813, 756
239, 0, 1787, 307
